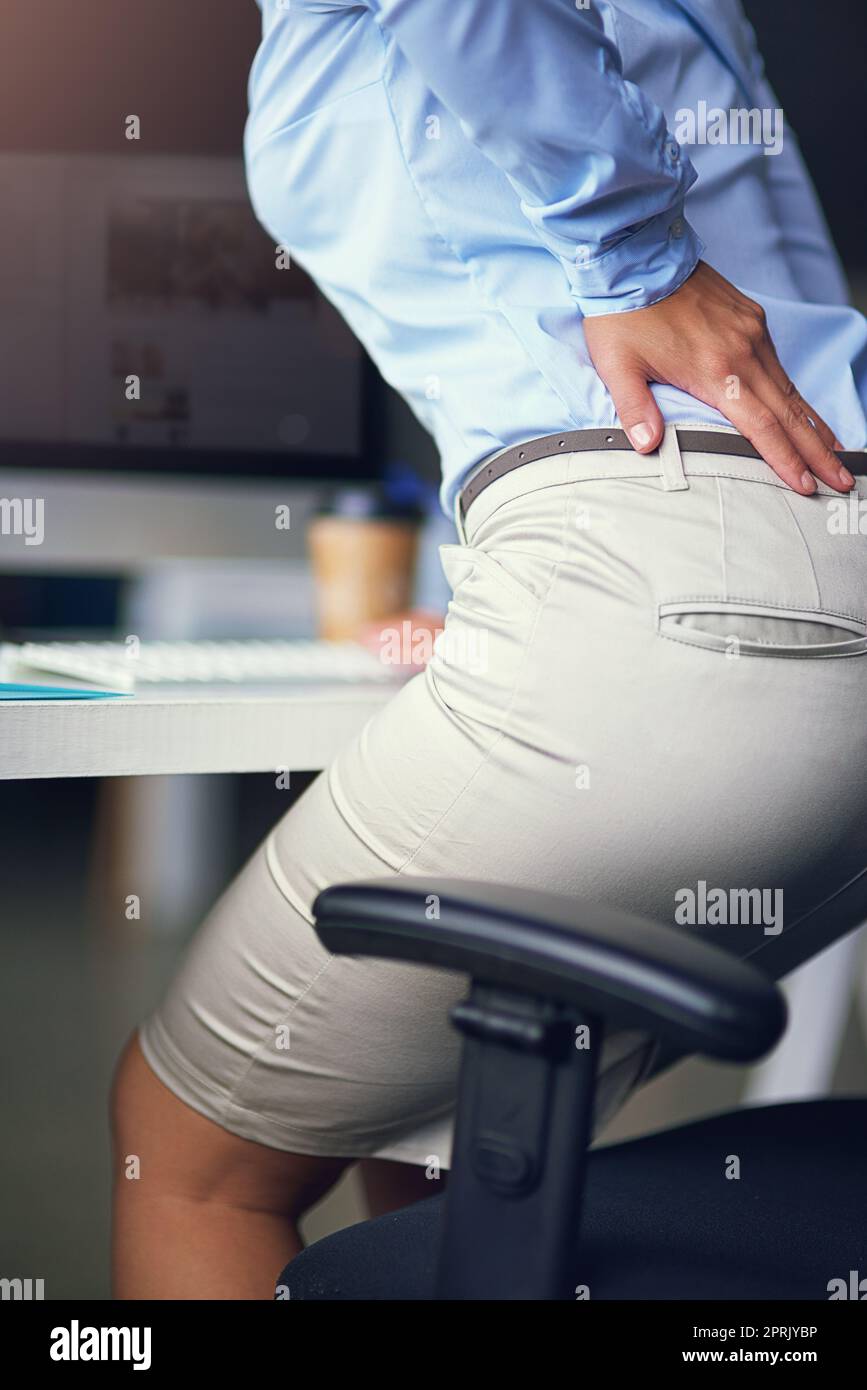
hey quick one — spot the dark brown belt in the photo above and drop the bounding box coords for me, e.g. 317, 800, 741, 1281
458, 427, 867, 520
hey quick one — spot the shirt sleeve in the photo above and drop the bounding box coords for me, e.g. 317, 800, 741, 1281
366, 0, 703, 316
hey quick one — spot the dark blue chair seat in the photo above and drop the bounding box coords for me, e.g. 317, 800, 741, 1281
281, 1098, 867, 1300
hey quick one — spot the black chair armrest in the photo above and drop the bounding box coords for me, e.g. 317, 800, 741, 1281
314, 876, 786, 1062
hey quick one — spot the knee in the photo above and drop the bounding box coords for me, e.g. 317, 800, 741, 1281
110, 1032, 347, 1220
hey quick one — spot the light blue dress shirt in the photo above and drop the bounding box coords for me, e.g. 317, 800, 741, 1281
245, 0, 867, 518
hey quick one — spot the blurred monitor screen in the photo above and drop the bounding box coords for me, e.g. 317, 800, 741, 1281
0, 152, 364, 480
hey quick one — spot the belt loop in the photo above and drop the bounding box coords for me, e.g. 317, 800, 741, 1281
657, 424, 689, 491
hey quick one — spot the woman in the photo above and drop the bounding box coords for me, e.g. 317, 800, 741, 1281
112, 0, 867, 1298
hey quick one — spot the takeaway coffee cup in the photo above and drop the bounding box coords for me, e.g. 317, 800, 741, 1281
307, 489, 422, 641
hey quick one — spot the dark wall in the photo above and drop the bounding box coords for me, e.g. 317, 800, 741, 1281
743, 1, 866, 270
0, 0, 261, 156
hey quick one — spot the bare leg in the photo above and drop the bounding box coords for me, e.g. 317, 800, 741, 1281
358, 1157, 448, 1219
110, 1034, 350, 1300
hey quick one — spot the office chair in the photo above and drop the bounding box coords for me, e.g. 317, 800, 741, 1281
278, 875, 867, 1300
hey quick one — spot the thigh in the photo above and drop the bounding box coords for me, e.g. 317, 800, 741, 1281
139, 584, 553, 1165
138, 726, 467, 1161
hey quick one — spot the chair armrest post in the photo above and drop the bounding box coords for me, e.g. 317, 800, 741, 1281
312, 876, 787, 1300
435, 982, 598, 1301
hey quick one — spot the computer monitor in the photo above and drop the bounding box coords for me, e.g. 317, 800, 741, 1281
0, 0, 370, 487
0, 151, 365, 481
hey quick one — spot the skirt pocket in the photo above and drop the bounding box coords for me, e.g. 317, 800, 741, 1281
658, 599, 867, 659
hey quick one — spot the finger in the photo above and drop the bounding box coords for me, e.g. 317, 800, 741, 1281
754, 341, 838, 446
595, 360, 665, 453
748, 361, 855, 492
723, 388, 819, 494
753, 343, 853, 484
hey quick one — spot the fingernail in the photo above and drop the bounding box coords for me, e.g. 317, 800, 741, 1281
839, 465, 855, 487
801, 471, 817, 493
629, 423, 653, 450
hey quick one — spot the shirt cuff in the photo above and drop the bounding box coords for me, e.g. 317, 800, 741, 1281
563, 206, 704, 318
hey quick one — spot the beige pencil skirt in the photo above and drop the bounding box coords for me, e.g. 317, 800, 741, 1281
139, 425, 867, 1167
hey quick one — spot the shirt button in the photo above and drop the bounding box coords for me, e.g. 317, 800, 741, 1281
665, 140, 680, 162
669, 217, 685, 239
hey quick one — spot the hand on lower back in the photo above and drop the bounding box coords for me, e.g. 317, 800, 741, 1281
583, 260, 854, 496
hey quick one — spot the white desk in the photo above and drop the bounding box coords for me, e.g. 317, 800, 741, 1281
1, 682, 396, 779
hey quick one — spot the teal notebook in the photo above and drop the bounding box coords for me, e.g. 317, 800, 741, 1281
0, 683, 132, 701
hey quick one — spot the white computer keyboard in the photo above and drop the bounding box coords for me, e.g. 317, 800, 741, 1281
2, 638, 398, 692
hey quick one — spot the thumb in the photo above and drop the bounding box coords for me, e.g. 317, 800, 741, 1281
603, 366, 665, 453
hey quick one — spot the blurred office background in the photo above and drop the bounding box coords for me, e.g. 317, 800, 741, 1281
1, 0, 866, 1297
